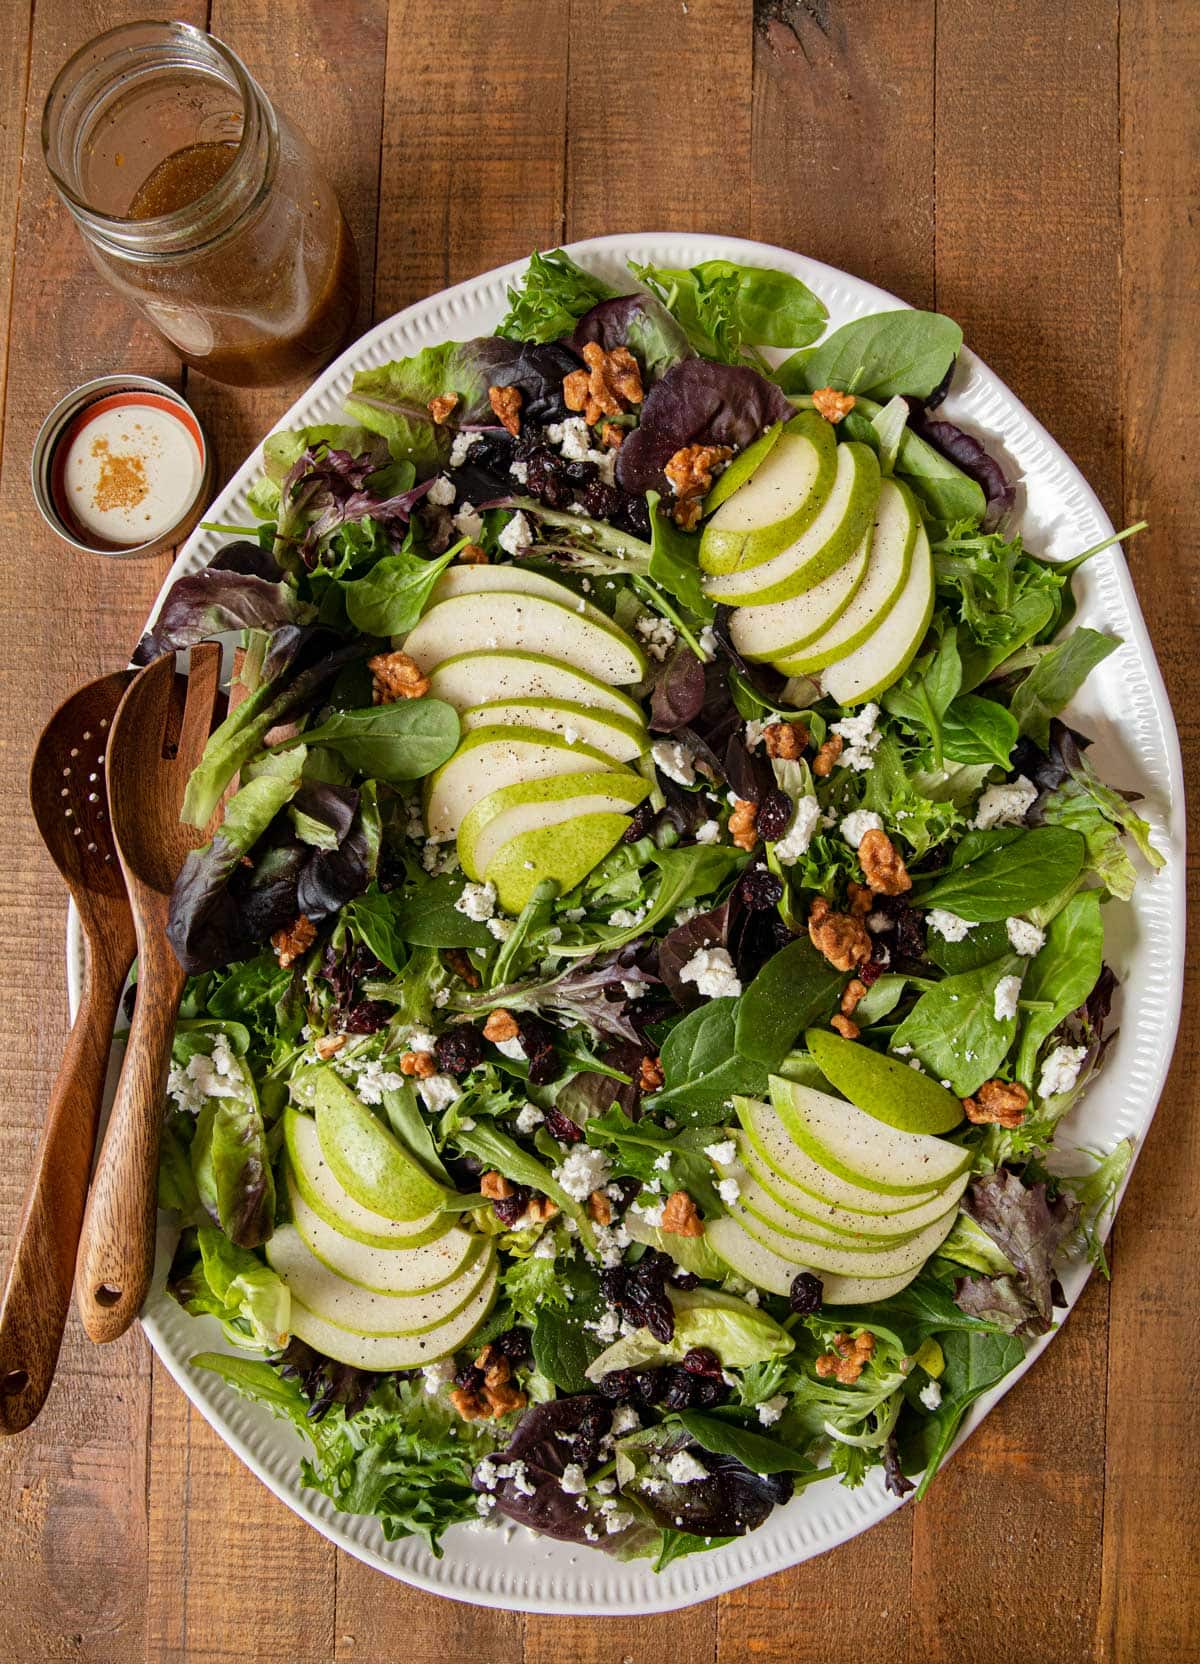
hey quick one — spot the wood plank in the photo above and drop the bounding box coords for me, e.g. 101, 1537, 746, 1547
0, 1, 33, 459
1098, 2, 1200, 1657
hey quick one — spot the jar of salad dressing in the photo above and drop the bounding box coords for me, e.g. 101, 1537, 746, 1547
42, 21, 358, 387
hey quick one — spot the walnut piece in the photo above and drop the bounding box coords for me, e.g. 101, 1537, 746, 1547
812, 733, 844, 777
661, 1189, 704, 1238
840, 978, 868, 1016
399, 1050, 437, 1079
427, 392, 459, 424
963, 1078, 1030, 1129
764, 721, 809, 760
521, 1196, 559, 1225
830, 1014, 861, 1040
443, 947, 481, 989
672, 496, 704, 531
846, 880, 874, 918
587, 1189, 613, 1225
729, 797, 759, 851
313, 1033, 346, 1060
480, 1170, 516, 1200
600, 420, 624, 449
368, 650, 430, 704
812, 386, 857, 423
563, 342, 644, 424
271, 914, 316, 968
451, 1344, 529, 1422
639, 1054, 665, 1092
815, 1329, 875, 1384
858, 828, 912, 895
488, 383, 522, 436
664, 443, 733, 501
808, 896, 872, 972
483, 1008, 520, 1043
457, 541, 488, 565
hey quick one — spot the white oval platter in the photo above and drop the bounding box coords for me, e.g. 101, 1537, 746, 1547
66, 233, 1185, 1614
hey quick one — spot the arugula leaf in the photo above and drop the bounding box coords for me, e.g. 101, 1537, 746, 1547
1014, 890, 1104, 1086
890, 953, 1024, 1096
735, 938, 847, 1069
675, 1411, 819, 1475
342, 546, 457, 636
940, 695, 1019, 768
497, 249, 618, 343
900, 1328, 1026, 1499
917, 826, 1087, 922
647, 998, 770, 1126
778, 310, 963, 399
1009, 628, 1121, 747
281, 700, 460, 784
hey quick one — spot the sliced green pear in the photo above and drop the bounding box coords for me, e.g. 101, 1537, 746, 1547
267, 1225, 492, 1335
458, 770, 651, 882
734, 1096, 947, 1214
425, 726, 626, 842
703, 420, 783, 515
733, 1196, 959, 1278
704, 442, 880, 608
284, 1109, 450, 1249
769, 1076, 970, 1195
431, 562, 612, 629
729, 527, 870, 663
703, 1214, 932, 1304
700, 415, 837, 574
427, 650, 646, 726
289, 1259, 498, 1368
288, 1173, 478, 1293
820, 523, 934, 706
460, 698, 646, 764
736, 1134, 969, 1237
403, 593, 646, 685
805, 1027, 964, 1135
485, 812, 635, 912
312, 1070, 452, 1221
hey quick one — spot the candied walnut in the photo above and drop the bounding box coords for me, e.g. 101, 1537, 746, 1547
840, 978, 868, 1016
816, 1329, 876, 1384
485, 1377, 528, 1418
846, 880, 874, 918
313, 1033, 347, 1060
664, 443, 733, 501
588, 1189, 613, 1225
831, 1014, 861, 1040
443, 947, 481, 989
483, 1008, 520, 1043
427, 392, 459, 424
808, 897, 871, 972
600, 420, 624, 449
858, 828, 912, 895
457, 541, 488, 565
271, 914, 316, 969
450, 1387, 488, 1421
812, 386, 856, 423
521, 1196, 559, 1225
564, 342, 644, 424
764, 721, 809, 760
812, 733, 844, 777
488, 383, 522, 436
480, 1170, 517, 1201
368, 650, 429, 704
661, 1190, 704, 1238
672, 496, 704, 531
639, 1054, 665, 1092
399, 1050, 437, 1079
963, 1079, 1030, 1129
729, 797, 759, 851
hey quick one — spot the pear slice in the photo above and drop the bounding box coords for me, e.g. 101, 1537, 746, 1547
460, 698, 646, 764
288, 1258, 498, 1369
699, 415, 837, 574
403, 593, 646, 685
431, 561, 612, 629
427, 650, 645, 726
768, 1076, 970, 1195
266, 1225, 491, 1335
806, 1027, 964, 1134
735, 1133, 969, 1237
425, 725, 626, 842
702, 1213, 934, 1304
734, 1096, 947, 1214
732, 1195, 959, 1278
310, 1070, 453, 1221
820, 523, 934, 705
703, 420, 784, 515
288, 1173, 478, 1293
729, 527, 870, 664
458, 770, 651, 882
284, 1109, 450, 1249
485, 812, 636, 911
704, 442, 880, 608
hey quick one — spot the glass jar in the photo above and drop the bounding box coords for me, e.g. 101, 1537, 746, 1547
42, 21, 358, 387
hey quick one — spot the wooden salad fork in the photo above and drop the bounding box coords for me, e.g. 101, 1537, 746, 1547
75, 644, 222, 1344
0, 672, 137, 1433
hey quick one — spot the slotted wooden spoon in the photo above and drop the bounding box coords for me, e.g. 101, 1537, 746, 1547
0, 672, 136, 1432
75, 643, 222, 1344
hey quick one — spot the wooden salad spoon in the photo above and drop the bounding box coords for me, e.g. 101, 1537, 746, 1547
0, 671, 136, 1433
75, 643, 222, 1344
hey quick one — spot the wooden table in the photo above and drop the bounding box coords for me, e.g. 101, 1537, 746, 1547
0, 2, 1195, 1659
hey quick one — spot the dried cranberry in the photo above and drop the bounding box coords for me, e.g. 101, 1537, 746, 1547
661, 1368, 731, 1410
491, 1327, 532, 1364
859, 957, 884, 988
598, 1367, 664, 1404
599, 1266, 627, 1306
570, 1402, 613, 1468
455, 1361, 484, 1391
621, 800, 656, 844
576, 479, 621, 522
788, 1271, 824, 1315
435, 1027, 485, 1076
737, 865, 784, 911
681, 1347, 723, 1377
671, 1269, 700, 1290
492, 1185, 532, 1227
517, 1013, 561, 1086
342, 1000, 391, 1034
543, 1103, 583, 1144
757, 787, 794, 843
618, 1251, 675, 1343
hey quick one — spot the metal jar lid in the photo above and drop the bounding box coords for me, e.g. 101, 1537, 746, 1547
31, 374, 213, 558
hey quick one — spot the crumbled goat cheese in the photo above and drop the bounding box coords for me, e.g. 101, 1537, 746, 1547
867, 910, 893, 934
487, 916, 515, 941
562, 907, 587, 922
515, 1102, 544, 1134
427, 473, 456, 507
592, 1220, 632, 1266
509, 458, 529, 485
621, 979, 648, 1000
1037, 1043, 1088, 1099
495, 1036, 526, 1061
831, 703, 882, 771
449, 431, 476, 467
771, 796, 821, 865
1006, 915, 1046, 956
496, 1459, 535, 1497
531, 1233, 557, 1258
555, 1145, 613, 1202
743, 717, 770, 752
609, 906, 647, 929
678, 946, 742, 999
354, 1059, 406, 1105
455, 880, 497, 921
422, 1359, 457, 1393
497, 509, 533, 556
894, 1043, 914, 1056
694, 818, 722, 845
919, 1380, 943, 1412
652, 740, 697, 785
636, 615, 678, 663
417, 1074, 460, 1113
452, 501, 484, 541
587, 1308, 620, 1341
757, 1394, 788, 1426
928, 908, 972, 943
474, 1457, 499, 1490
559, 1463, 587, 1495
610, 1405, 641, 1436
405, 799, 426, 840
398, 1026, 438, 1054
698, 624, 718, 660
665, 1451, 710, 1485
973, 775, 1038, 830
993, 974, 1023, 1022
166, 1033, 244, 1115
716, 1176, 742, 1205
547, 416, 616, 482
629, 1195, 666, 1228
604, 1508, 632, 1534
653, 1151, 673, 1172
704, 1139, 736, 1165
841, 809, 884, 847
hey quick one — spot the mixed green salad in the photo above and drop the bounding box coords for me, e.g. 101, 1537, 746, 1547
144, 249, 1160, 1568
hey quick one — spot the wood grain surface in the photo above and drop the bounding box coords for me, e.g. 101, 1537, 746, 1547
0, 2, 1195, 1659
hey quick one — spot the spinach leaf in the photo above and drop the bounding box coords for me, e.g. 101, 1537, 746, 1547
846, 402, 986, 527
563, 845, 746, 958
957, 590, 1057, 691
890, 953, 1024, 1096
647, 998, 770, 1126
646, 493, 714, 619
376, 874, 496, 949
532, 1309, 603, 1394
825, 1274, 1007, 1358
342, 890, 406, 972
653, 1529, 739, 1571
900, 1328, 1026, 1498
917, 826, 1087, 922
341, 546, 456, 636
1014, 889, 1104, 1086
584, 1106, 728, 1217
497, 249, 618, 343
1009, 628, 1120, 747
940, 695, 1019, 768
778, 310, 963, 400
735, 937, 847, 1069
632, 259, 826, 361
675, 1411, 818, 1475
925, 918, 1011, 975
283, 699, 459, 783
882, 625, 962, 764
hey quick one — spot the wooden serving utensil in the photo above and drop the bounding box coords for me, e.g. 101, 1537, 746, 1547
0, 672, 137, 1433
75, 643, 222, 1344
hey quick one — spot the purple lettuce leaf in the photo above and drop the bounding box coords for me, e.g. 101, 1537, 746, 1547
133, 546, 315, 665
450, 952, 657, 1046
658, 899, 733, 1008
650, 642, 708, 732
616, 359, 794, 494
570, 293, 693, 382
959, 1168, 1079, 1335
477, 1396, 629, 1546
